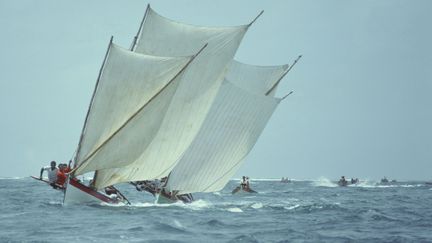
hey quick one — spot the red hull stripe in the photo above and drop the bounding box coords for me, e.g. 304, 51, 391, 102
69, 178, 117, 204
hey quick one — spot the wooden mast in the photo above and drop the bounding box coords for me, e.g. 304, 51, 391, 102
72, 36, 113, 172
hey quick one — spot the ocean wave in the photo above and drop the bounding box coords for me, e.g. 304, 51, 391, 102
152, 220, 190, 234
185, 199, 212, 210
361, 209, 399, 222
226, 207, 243, 213
251, 202, 263, 209
0, 212, 28, 219
228, 234, 258, 243
284, 204, 301, 210
229, 178, 300, 182
128, 199, 212, 211
0, 177, 24, 180
201, 219, 227, 227
352, 183, 425, 188
311, 177, 338, 187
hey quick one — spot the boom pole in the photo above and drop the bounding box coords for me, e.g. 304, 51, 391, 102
265, 55, 302, 96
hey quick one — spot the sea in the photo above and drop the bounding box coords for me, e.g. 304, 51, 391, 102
1, 177, 432, 243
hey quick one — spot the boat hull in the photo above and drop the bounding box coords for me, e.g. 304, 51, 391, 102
232, 186, 257, 194
63, 177, 120, 205
155, 192, 194, 204
155, 193, 178, 204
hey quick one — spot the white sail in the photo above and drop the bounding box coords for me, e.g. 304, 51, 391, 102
165, 79, 281, 194
226, 60, 289, 97
168, 60, 289, 194
94, 6, 248, 188
73, 43, 194, 176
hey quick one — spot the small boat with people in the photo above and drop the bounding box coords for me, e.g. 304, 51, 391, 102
232, 176, 257, 194
280, 177, 291, 183
337, 176, 359, 186
131, 178, 194, 204
380, 177, 397, 184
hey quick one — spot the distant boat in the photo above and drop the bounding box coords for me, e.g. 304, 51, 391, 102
281, 177, 291, 183
232, 186, 257, 194
232, 176, 257, 194
337, 176, 359, 186
381, 177, 389, 183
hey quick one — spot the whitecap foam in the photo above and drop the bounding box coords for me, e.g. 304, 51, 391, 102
284, 204, 300, 210
251, 202, 263, 209
130, 202, 178, 208
312, 177, 337, 187
226, 207, 243, 213
184, 199, 212, 210
131, 199, 212, 210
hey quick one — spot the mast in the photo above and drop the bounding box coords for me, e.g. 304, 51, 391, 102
265, 55, 302, 96
130, 4, 150, 52
73, 36, 113, 172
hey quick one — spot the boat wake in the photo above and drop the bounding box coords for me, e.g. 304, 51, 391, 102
312, 177, 338, 187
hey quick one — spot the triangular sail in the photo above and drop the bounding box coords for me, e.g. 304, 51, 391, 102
73, 43, 194, 176
165, 80, 280, 194
164, 62, 289, 194
94, 6, 249, 189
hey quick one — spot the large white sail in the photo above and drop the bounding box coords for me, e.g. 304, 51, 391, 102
73, 42, 194, 176
164, 62, 289, 194
94, 6, 248, 189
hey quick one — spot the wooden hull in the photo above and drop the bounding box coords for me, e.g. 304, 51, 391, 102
155, 193, 178, 204
155, 192, 194, 204
63, 177, 122, 205
232, 186, 257, 194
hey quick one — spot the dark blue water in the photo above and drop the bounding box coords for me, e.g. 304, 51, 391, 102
1, 177, 432, 242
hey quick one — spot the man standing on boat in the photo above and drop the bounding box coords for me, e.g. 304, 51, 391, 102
40, 161, 59, 187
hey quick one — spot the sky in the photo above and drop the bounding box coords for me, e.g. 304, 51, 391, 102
0, 0, 431, 181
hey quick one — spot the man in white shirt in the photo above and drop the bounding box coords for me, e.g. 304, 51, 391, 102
40, 161, 58, 184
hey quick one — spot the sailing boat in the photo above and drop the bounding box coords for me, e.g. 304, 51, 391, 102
62, 5, 298, 205
126, 6, 298, 203
63, 39, 201, 205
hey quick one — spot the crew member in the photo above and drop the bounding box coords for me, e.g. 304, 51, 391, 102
40, 161, 59, 188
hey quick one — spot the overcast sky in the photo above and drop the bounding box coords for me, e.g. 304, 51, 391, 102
0, 0, 431, 181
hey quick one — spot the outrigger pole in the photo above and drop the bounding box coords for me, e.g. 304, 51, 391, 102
111, 185, 131, 205
72, 36, 114, 173
265, 55, 302, 96
130, 4, 150, 51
